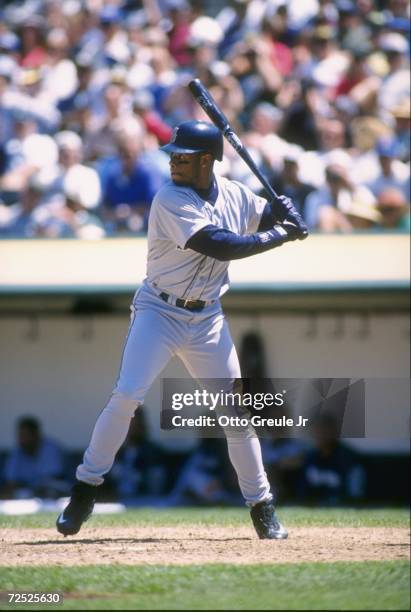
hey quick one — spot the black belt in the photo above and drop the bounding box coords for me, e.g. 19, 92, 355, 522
159, 292, 206, 312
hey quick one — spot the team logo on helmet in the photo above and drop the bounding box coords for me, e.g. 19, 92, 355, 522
170, 127, 179, 143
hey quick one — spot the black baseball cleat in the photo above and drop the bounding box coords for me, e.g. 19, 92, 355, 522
250, 500, 288, 540
56, 481, 97, 536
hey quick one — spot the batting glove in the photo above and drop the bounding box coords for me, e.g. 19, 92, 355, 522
273, 219, 307, 242
273, 195, 308, 238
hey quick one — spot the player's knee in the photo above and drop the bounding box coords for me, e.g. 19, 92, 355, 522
104, 391, 140, 419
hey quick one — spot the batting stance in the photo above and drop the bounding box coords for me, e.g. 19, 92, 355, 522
57, 121, 308, 539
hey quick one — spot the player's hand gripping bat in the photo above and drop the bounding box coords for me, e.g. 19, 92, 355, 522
188, 78, 308, 238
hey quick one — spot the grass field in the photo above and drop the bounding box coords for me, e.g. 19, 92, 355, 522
1, 507, 410, 611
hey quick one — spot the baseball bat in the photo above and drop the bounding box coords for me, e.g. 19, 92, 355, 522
189, 78, 287, 219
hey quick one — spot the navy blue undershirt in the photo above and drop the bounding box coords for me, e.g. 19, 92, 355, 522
185, 180, 284, 261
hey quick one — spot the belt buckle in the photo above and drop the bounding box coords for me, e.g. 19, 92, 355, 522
183, 299, 190, 308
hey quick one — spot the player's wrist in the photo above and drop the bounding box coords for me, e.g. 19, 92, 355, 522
256, 226, 289, 246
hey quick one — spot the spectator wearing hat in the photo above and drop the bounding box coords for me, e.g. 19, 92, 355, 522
0, 61, 61, 135
367, 137, 410, 199
377, 32, 410, 114
0, 127, 58, 205
0, 168, 59, 237
376, 187, 410, 231
301, 25, 350, 89
305, 160, 376, 232
344, 195, 382, 230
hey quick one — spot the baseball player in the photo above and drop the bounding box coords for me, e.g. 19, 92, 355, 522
56, 120, 308, 539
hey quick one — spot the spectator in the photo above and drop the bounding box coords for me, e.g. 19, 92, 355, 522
167, 1, 195, 68
298, 118, 348, 188
0, 67, 61, 136
53, 130, 102, 198
0, 55, 17, 146
348, 115, 393, 185
0, 172, 54, 237
262, 145, 315, 219
35, 164, 104, 239
82, 80, 130, 162
376, 187, 410, 231
390, 98, 410, 163
217, 0, 253, 60
377, 32, 410, 115
40, 28, 78, 104
0, 0, 408, 238
336, 1, 372, 53
17, 16, 48, 69
131, 89, 173, 145
98, 5, 130, 67
279, 78, 324, 151
367, 137, 410, 199
305, 158, 376, 232
1, 416, 69, 499
297, 413, 366, 506
58, 54, 103, 133
343, 196, 382, 230
301, 25, 349, 89
243, 102, 288, 172
99, 119, 165, 233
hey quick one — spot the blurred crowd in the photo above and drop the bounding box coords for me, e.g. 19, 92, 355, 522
0, 412, 367, 507
0, 0, 409, 238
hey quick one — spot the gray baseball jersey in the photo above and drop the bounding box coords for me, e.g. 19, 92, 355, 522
146, 174, 268, 301
75, 173, 272, 506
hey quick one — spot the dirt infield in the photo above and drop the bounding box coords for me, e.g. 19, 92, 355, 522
2, 526, 410, 566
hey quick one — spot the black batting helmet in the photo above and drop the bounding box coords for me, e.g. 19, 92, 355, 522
161, 120, 223, 161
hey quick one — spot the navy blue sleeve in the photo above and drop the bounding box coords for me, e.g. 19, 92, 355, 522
186, 224, 288, 261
